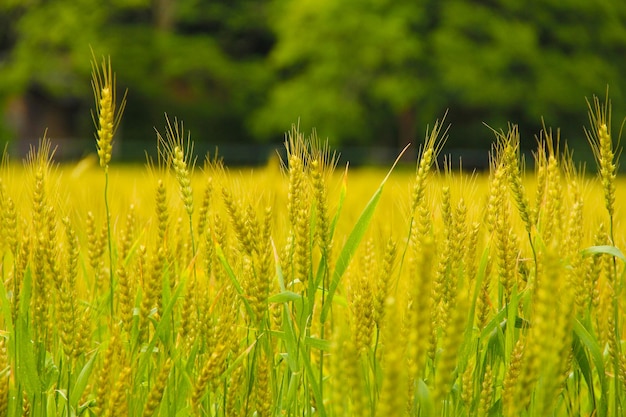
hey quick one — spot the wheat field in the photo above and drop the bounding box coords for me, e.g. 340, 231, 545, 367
0, 57, 625, 417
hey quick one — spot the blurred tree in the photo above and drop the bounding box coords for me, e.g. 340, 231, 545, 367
252, 0, 433, 148
256, 0, 626, 152
431, 0, 626, 149
1, 0, 626, 156
0, 0, 274, 146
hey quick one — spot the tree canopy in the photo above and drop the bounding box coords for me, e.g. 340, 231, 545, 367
1, 0, 625, 154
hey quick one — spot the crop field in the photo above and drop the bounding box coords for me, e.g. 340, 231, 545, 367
1, 58, 626, 417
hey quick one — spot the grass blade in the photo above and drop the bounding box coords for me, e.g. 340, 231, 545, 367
16, 315, 41, 395
70, 352, 98, 407
269, 291, 302, 303
573, 318, 608, 417
137, 278, 186, 378
416, 378, 434, 416
0, 271, 14, 336
321, 144, 409, 323
572, 330, 596, 413
215, 242, 254, 318
582, 245, 626, 262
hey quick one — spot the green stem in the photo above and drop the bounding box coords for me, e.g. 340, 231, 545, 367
66, 359, 72, 416
607, 213, 621, 416
104, 168, 114, 319
613, 295, 621, 416
188, 214, 197, 280
317, 251, 329, 404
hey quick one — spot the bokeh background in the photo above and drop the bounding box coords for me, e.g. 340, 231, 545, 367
1, 0, 625, 167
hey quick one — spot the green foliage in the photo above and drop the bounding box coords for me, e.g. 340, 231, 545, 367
0, 0, 273, 143
253, 0, 425, 145
432, 0, 626, 144
255, 0, 626, 148
1, 0, 626, 149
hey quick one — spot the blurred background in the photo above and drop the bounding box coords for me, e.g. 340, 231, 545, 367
1, 0, 625, 168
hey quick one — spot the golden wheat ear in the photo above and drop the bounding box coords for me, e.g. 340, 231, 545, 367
585, 93, 618, 234
91, 51, 127, 170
